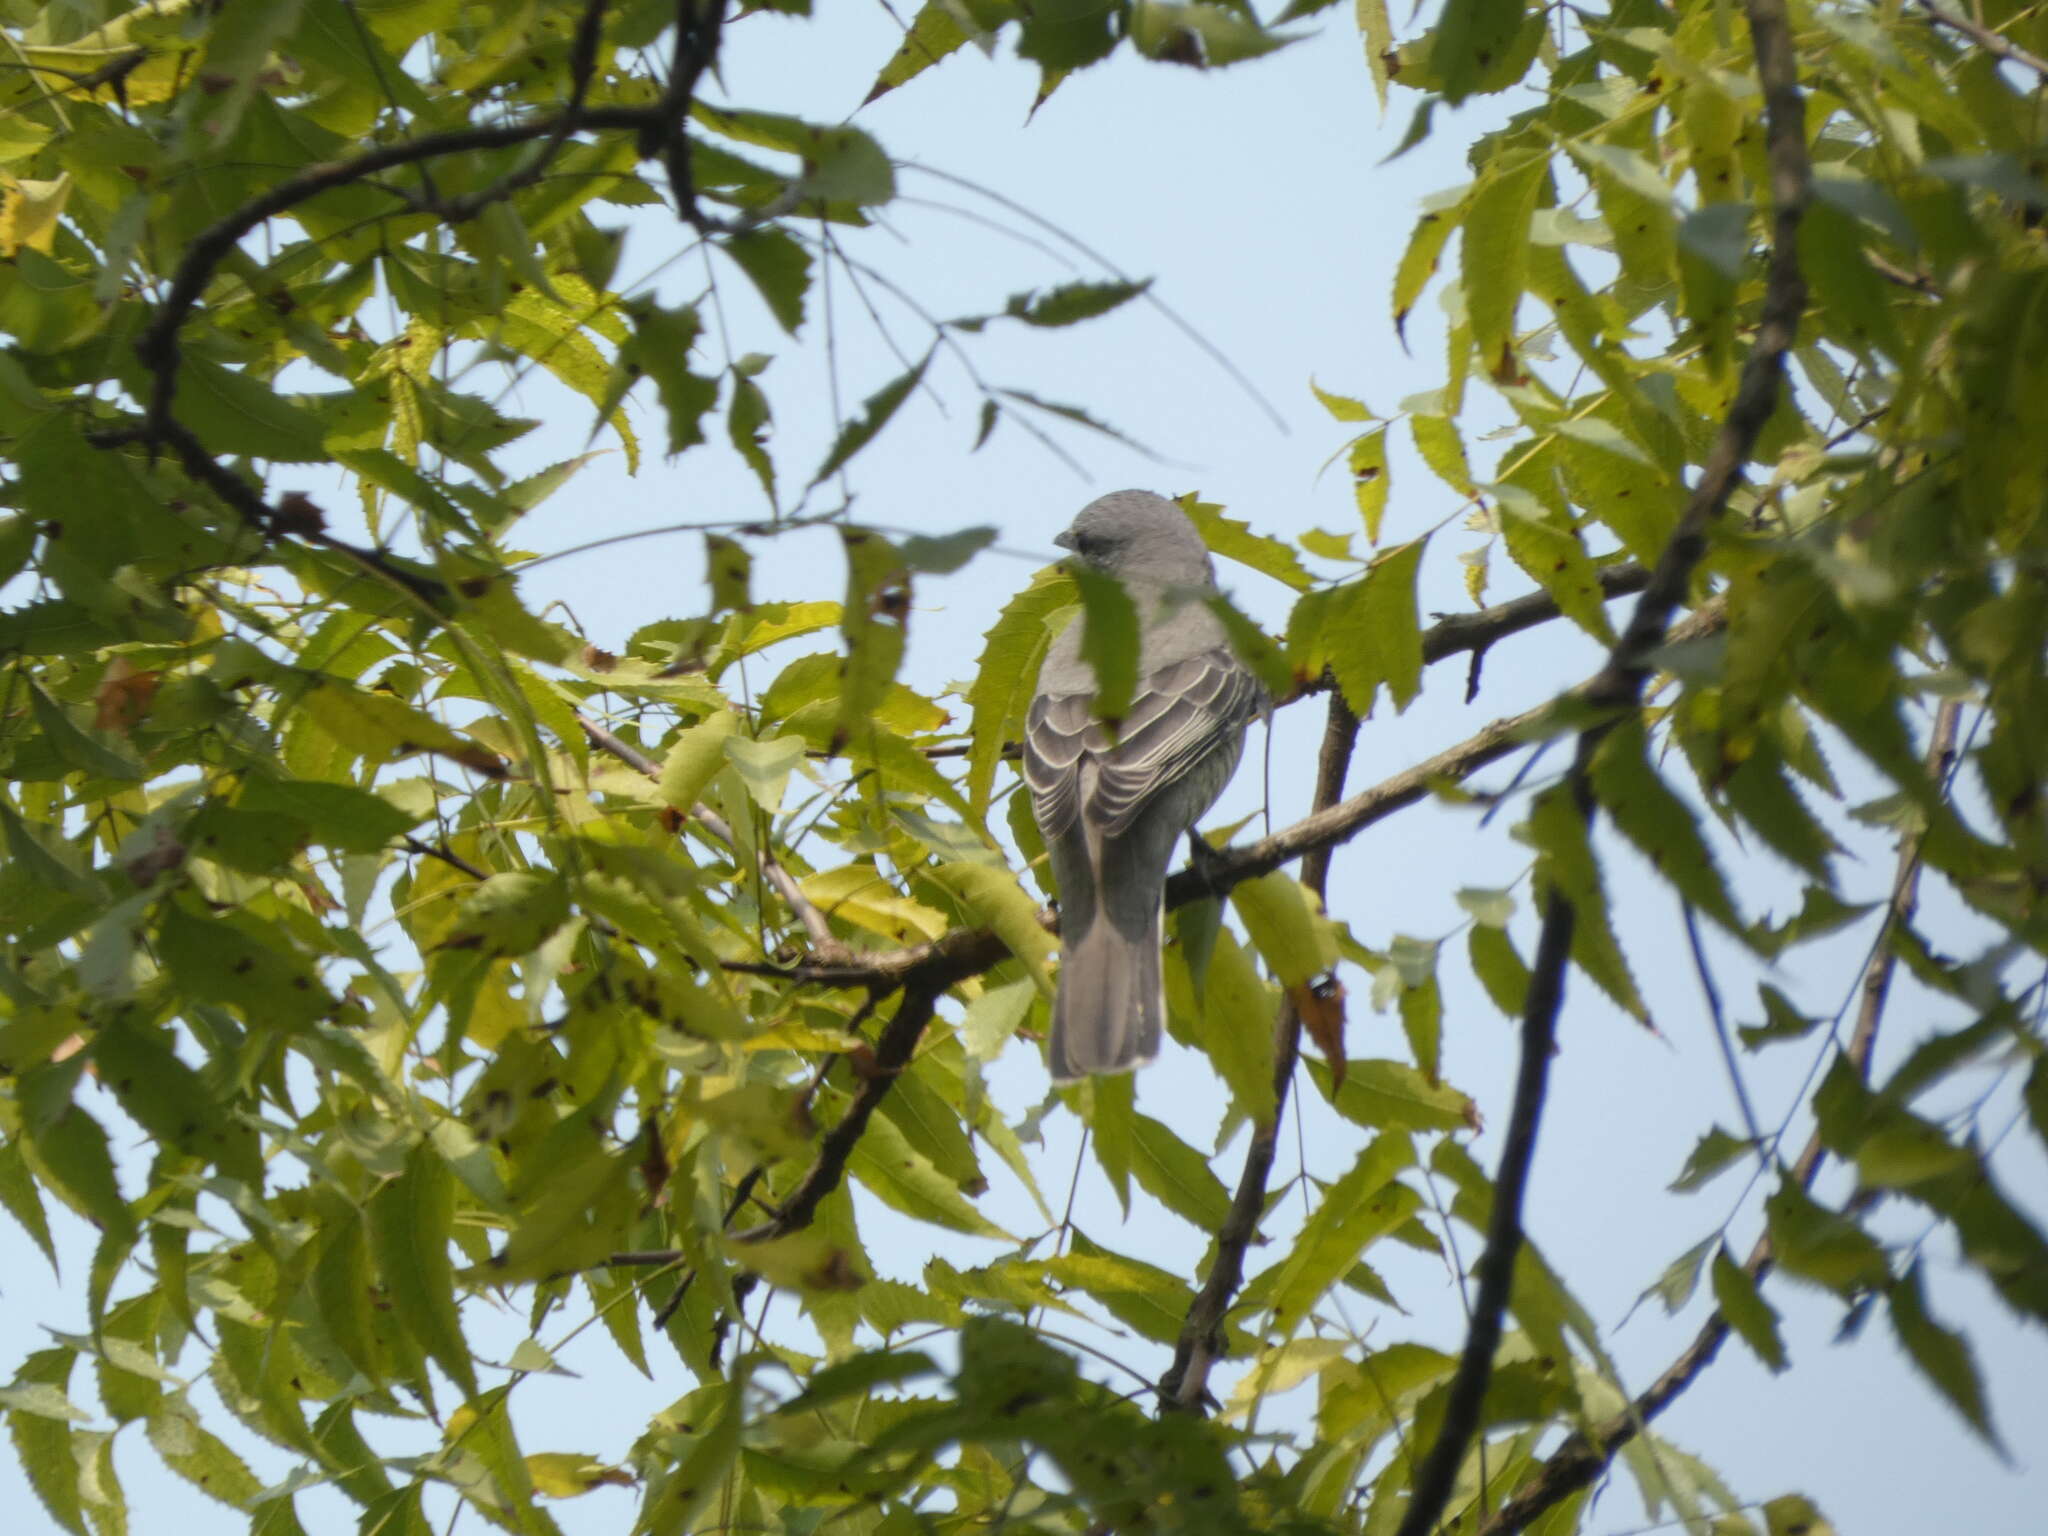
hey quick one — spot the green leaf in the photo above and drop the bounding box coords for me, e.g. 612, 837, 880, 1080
1183, 926, 1278, 1125
723, 733, 810, 814
1493, 481, 1613, 645
656, 709, 740, 812
1468, 923, 1529, 1017
1068, 564, 1141, 724
1429, 0, 1538, 102
621, 300, 720, 458
445, 871, 570, 958
301, 678, 504, 779
0, 1138, 56, 1271
1308, 1057, 1477, 1133
925, 861, 1056, 996
1764, 1180, 1887, 1295
1322, 539, 1425, 715
1180, 495, 1314, 590
1231, 870, 1336, 986
369, 1142, 477, 1398
1045, 1240, 1197, 1345
1887, 1262, 1999, 1448
1129, 1112, 1232, 1231
1410, 413, 1474, 497
1461, 149, 1545, 370
849, 1111, 1011, 1239
865, 0, 975, 103
811, 352, 931, 486
1393, 204, 1460, 343
1672, 1126, 1754, 1193
1525, 781, 1647, 1022
147, 1392, 263, 1509
1348, 426, 1392, 543
1266, 1134, 1416, 1333
1592, 718, 1741, 931
1003, 278, 1151, 328
6, 1349, 87, 1536
22, 1103, 134, 1243
157, 902, 336, 1030
27, 681, 142, 781
721, 230, 811, 335
1646, 1236, 1714, 1314
1712, 1245, 1787, 1372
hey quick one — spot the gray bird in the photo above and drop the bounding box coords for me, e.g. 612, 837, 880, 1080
1024, 490, 1262, 1081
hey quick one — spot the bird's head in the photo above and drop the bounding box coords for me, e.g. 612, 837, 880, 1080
1053, 490, 1215, 587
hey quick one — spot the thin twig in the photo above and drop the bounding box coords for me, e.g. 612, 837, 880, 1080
1682, 900, 1770, 1172
1393, 3, 1812, 1530
1158, 691, 1359, 1412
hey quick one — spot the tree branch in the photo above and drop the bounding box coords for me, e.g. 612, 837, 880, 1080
1392, 5, 1811, 1530
1917, 0, 2048, 79
1477, 699, 1962, 1535
1159, 691, 1359, 1412
732, 983, 942, 1242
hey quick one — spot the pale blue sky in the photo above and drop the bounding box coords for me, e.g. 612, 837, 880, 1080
6, 7, 2044, 1534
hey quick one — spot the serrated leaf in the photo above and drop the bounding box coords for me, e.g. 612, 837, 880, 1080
723, 733, 809, 814
849, 1110, 1010, 1239
722, 229, 810, 335
1711, 1244, 1787, 1371
1185, 926, 1278, 1125
1130, 1112, 1232, 1231
925, 861, 1055, 996
1322, 539, 1426, 716
1181, 495, 1314, 590
1468, 923, 1529, 1017
1308, 1057, 1477, 1133
147, 1393, 262, 1509
1672, 1125, 1754, 1193
1462, 149, 1545, 369
1592, 718, 1741, 930
1266, 1134, 1417, 1334
1887, 1262, 1998, 1448
369, 1142, 476, 1397
965, 567, 1072, 817
1393, 206, 1459, 342
655, 709, 740, 812
811, 352, 931, 486
1764, 1181, 1887, 1295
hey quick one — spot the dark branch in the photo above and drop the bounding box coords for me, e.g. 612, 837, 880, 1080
732, 983, 942, 1243
1159, 690, 1359, 1412
1478, 700, 1962, 1534
1393, 5, 1811, 1529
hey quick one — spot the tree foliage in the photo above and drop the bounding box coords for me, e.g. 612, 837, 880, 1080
1, 1, 2045, 1534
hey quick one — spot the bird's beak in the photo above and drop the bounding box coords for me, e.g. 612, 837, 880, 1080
1053, 530, 1076, 552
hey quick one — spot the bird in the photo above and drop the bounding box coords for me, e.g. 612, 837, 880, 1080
1023, 490, 1263, 1081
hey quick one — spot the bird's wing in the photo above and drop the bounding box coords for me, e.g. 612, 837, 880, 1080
1089, 650, 1262, 838
1023, 689, 1105, 842
1024, 649, 1261, 843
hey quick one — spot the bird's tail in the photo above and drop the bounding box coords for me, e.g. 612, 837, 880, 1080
1048, 908, 1164, 1082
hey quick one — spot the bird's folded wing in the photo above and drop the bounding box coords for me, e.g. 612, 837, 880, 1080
1024, 649, 1262, 841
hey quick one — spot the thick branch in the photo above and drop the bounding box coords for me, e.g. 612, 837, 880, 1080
1393, 7, 1810, 1532
1159, 691, 1360, 1412
1478, 700, 1963, 1535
